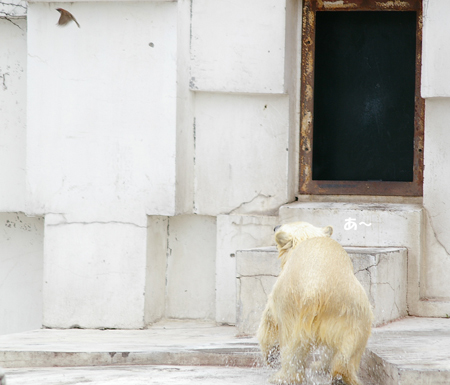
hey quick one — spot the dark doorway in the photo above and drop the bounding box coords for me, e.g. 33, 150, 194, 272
299, 0, 424, 196
313, 11, 416, 182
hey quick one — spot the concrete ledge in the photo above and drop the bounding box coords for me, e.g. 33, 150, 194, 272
361, 317, 450, 385
1, 318, 450, 385
236, 246, 407, 335
0, 321, 258, 369
278, 202, 424, 316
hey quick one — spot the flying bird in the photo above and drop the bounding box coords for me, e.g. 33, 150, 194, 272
56, 8, 80, 28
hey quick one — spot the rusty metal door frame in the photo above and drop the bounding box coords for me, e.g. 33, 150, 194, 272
299, 0, 424, 196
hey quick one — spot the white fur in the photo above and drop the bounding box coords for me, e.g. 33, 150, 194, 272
258, 222, 373, 385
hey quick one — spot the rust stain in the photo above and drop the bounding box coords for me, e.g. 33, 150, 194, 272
375, 1, 411, 10
323, 1, 358, 9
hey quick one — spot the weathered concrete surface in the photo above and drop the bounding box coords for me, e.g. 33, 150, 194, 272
4, 365, 271, 385
361, 317, 450, 385
1, 318, 450, 384
236, 246, 407, 335
0, 320, 258, 368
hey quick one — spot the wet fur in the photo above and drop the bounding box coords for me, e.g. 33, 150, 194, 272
257, 222, 373, 385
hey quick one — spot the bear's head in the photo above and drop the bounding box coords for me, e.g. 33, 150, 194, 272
274, 222, 333, 268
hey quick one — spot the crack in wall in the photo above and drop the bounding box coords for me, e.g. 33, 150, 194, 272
164, 218, 171, 317
1, 72, 9, 90
238, 274, 278, 278
2, 17, 24, 30
353, 259, 379, 276
425, 209, 450, 257
192, 117, 198, 214
227, 192, 275, 215
0, 2, 26, 9
46, 220, 147, 229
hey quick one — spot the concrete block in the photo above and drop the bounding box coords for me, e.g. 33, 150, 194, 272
236, 246, 407, 335
236, 248, 279, 335
361, 317, 450, 385
194, 93, 290, 216
0, 19, 27, 212
279, 202, 425, 316
0, 0, 26, 17
26, 2, 177, 222
422, 99, 450, 314
190, 0, 287, 93
422, 0, 450, 97
145, 216, 169, 324
0, 213, 44, 335
349, 247, 408, 326
215, 215, 278, 325
165, 215, 216, 320
42, 215, 148, 329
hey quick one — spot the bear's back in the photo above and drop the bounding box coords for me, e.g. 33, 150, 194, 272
286, 236, 353, 276
275, 236, 365, 306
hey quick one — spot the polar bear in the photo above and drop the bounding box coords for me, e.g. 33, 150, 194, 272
257, 222, 373, 385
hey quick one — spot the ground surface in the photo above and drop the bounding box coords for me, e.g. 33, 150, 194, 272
1, 317, 450, 384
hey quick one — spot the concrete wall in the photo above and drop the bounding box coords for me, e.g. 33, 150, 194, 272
0, 213, 43, 335
190, 0, 287, 93
215, 215, 278, 325
43, 215, 148, 329
0, 18, 27, 212
26, 1, 178, 328
145, 215, 216, 323
2, 0, 450, 331
422, 99, 450, 309
26, 1, 177, 223
420, 0, 450, 315
193, 93, 290, 216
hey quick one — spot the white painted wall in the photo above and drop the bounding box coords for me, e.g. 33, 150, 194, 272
3, 0, 450, 331
215, 214, 278, 325
190, 0, 287, 93
166, 215, 216, 320
43, 215, 148, 329
145, 216, 168, 324
0, 19, 27, 212
420, 0, 450, 311
0, 213, 43, 335
25, 1, 179, 328
0, 0, 26, 17
422, 0, 450, 97
423, 99, 450, 305
194, 93, 290, 216
146, 215, 216, 323
26, 2, 178, 225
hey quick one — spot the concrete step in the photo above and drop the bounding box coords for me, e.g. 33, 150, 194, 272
0, 320, 258, 368
236, 246, 407, 335
3, 365, 272, 385
361, 317, 450, 385
0, 318, 449, 384
278, 201, 424, 316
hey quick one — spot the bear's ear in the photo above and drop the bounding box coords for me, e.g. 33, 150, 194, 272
275, 230, 292, 249
322, 225, 333, 237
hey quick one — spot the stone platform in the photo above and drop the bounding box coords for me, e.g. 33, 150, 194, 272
236, 246, 407, 335
0, 318, 449, 384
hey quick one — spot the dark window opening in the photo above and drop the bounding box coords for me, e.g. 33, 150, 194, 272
312, 11, 416, 182
299, 0, 424, 196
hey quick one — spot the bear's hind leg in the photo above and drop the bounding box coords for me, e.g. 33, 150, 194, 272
270, 341, 310, 385
257, 305, 280, 367
330, 349, 363, 385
